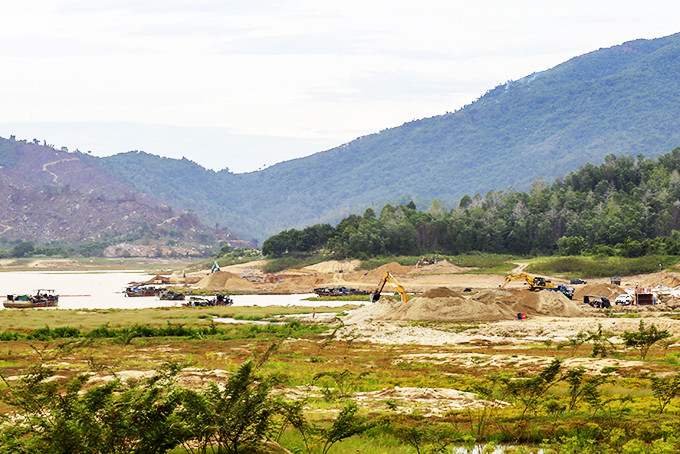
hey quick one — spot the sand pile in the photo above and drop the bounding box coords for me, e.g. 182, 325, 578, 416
410, 259, 467, 274
511, 290, 587, 317
305, 260, 361, 273
343, 287, 587, 324
269, 275, 325, 292
631, 272, 680, 288
196, 271, 258, 291
365, 262, 413, 278
421, 287, 463, 298
573, 283, 623, 300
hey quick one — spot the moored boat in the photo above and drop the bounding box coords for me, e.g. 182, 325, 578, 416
4, 289, 59, 309
181, 294, 233, 307
124, 285, 158, 297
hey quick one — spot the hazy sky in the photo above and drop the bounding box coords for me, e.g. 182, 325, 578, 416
1, 1, 678, 172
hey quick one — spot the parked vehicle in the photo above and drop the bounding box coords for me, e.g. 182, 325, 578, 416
615, 294, 633, 305
583, 295, 611, 308
570, 278, 587, 284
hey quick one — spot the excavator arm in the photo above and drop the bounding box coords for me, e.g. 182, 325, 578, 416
501, 273, 536, 288
370, 272, 408, 303
501, 273, 553, 290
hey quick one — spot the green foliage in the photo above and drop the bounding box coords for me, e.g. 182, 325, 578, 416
622, 320, 672, 359
557, 324, 616, 358
650, 373, 680, 414
0, 320, 323, 344
528, 255, 679, 278
256, 148, 680, 262
319, 402, 373, 454
0, 363, 186, 453
563, 367, 613, 411
499, 359, 562, 420
313, 369, 372, 401
178, 359, 277, 454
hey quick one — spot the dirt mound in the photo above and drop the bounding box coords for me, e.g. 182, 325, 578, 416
630, 271, 680, 288
343, 288, 587, 324
421, 287, 463, 298
305, 260, 361, 273
365, 262, 413, 278
574, 283, 623, 301
410, 259, 467, 274
196, 271, 258, 291
511, 290, 587, 317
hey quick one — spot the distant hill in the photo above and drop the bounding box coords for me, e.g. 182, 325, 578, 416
94, 32, 680, 242
0, 137, 250, 255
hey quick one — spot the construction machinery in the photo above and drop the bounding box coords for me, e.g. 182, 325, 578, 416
370, 272, 408, 303
500, 273, 575, 299
583, 295, 611, 308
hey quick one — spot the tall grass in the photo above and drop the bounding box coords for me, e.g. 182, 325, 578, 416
359, 253, 520, 273
526, 255, 680, 277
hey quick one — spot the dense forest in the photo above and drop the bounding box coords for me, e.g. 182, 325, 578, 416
262, 148, 680, 259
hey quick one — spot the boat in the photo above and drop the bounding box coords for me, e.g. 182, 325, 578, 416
124, 285, 158, 297
313, 286, 370, 297
158, 290, 185, 301
181, 294, 233, 307
4, 289, 59, 309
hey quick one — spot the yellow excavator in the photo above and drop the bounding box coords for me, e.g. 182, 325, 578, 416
500, 273, 574, 299
370, 272, 408, 303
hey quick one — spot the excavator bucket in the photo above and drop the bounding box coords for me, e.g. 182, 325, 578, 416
369, 292, 380, 303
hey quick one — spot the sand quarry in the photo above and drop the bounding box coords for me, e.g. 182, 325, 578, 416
92, 260, 680, 415
181, 260, 680, 345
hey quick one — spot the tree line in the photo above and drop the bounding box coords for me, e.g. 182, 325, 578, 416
262, 148, 680, 258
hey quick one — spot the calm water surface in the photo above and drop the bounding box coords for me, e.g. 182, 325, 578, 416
0, 271, 344, 310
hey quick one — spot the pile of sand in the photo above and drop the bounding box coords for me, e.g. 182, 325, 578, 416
343, 287, 587, 324
573, 283, 623, 301
410, 259, 467, 274
421, 287, 463, 298
365, 262, 413, 278
305, 260, 361, 273
196, 271, 258, 291
511, 289, 587, 317
630, 272, 680, 288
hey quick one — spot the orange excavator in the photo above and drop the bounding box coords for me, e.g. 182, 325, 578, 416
370, 272, 408, 303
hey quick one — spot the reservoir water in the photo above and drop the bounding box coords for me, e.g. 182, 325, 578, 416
0, 271, 344, 310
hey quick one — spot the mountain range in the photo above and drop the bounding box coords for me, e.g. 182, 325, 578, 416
2, 32, 680, 250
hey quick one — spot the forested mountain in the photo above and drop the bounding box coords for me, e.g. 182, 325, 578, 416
262, 148, 680, 258
96, 32, 680, 242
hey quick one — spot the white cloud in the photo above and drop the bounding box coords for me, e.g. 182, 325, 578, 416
0, 1, 679, 171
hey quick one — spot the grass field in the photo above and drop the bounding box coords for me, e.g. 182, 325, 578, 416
2, 304, 680, 453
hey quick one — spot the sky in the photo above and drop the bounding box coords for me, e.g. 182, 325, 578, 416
1, 1, 679, 173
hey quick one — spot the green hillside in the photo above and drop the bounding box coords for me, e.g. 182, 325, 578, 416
262, 148, 680, 263
98, 33, 680, 242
